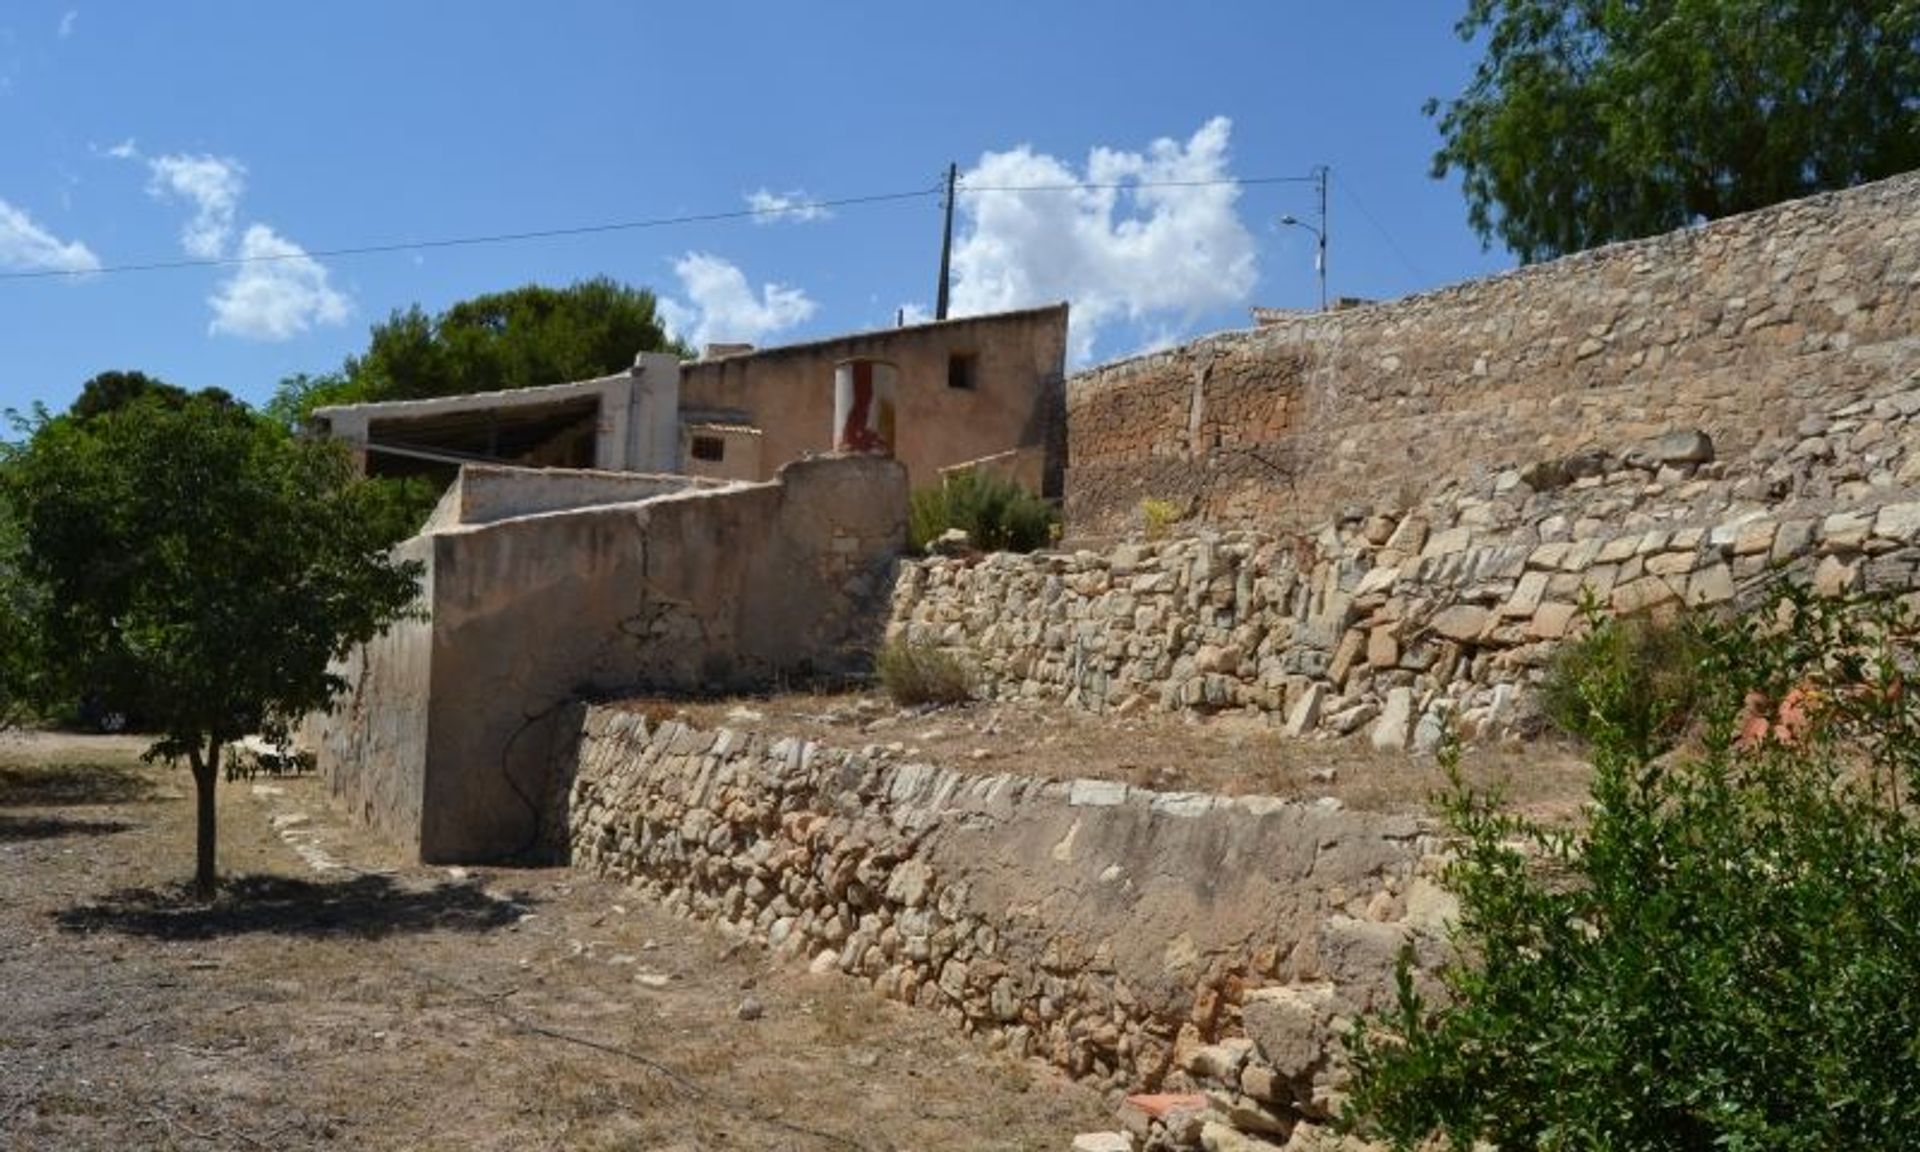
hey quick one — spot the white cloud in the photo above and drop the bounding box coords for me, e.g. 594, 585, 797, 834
104, 138, 137, 160
949, 115, 1258, 365
897, 302, 932, 326
660, 252, 815, 348
0, 199, 99, 273
58, 10, 77, 38
208, 224, 349, 341
145, 152, 245, 259
745, 188, 831, 224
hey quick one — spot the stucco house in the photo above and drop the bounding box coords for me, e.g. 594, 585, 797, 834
311, 304, 1070, 497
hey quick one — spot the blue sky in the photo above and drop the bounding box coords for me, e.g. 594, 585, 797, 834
0, 2, 1514, 414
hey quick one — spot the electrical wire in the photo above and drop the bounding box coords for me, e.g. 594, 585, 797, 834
1337, 179, 1430, 286
0, 172, 1324, 282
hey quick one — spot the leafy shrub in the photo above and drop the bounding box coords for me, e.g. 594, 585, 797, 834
1344, 586, 1920, 1150
908, 471, 1058, 554
876, 640, 975, 707
1139, 497, 1182, 541
1538, 603, 1707, 761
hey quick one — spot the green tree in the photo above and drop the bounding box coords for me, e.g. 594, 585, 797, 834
1345, 587, 1920, 1149
269, 277, 687, 423
1, 394, 421, 897
1431, 1, 1920, 261
68, 369, 238, 421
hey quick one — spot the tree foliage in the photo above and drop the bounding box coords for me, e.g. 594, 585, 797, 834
1345, 586, 1920, 1149
267, 277, 686, 424
69, 369, 236, 422
1431, 0, 1920, 261
1, 394, 421, 896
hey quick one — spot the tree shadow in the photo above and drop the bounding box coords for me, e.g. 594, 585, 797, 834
0, 812, 133, 842
0, 761, 159, 807
55, 873, 532, 941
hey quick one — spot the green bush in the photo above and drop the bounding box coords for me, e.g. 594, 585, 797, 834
876, 640, 975, 707
1344, 586, 1920, 1150
1538, 604, 1709, 761
908, 471, 1058, 554
1139, 497, 1182, 541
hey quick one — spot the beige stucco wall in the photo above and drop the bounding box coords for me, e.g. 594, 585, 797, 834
427, 464, 725, 529
314, 455, 908, 863
308, 533, 435, 847
678, 305, 1069, 495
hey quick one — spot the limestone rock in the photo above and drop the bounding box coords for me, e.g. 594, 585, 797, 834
1369, 688, 1414, 751
1365, 626, 1399, 669
930, 528, 974, 556
1241, 982, 1346, 1082
1284, 683, 1326, 737
1202, 1121, 1287, 1152
1643, 429, 1715, 465
1429, 605, 1490, 643
1072, 1133, 1136, 1152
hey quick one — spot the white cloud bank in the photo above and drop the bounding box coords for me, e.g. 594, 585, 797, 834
660, 252, 815, 348
949, 115, 1258, 364
745, 188, 831, 224
209, 225, 350, 340
145, 152, 245, 259
131, 148, 349, 341
0, 199, 99, 273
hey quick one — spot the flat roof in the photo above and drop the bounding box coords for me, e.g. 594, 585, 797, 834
684, 302, 1070, 366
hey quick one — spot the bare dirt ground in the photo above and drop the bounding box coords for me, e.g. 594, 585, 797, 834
0, 731, 1109, 1152
661, 692, 1594, 821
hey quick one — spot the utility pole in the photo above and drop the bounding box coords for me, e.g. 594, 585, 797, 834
1279, 164, 1330, 311
935, 162, 957, 320
1314, 164, 1328, 312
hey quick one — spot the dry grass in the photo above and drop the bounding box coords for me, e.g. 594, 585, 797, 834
653, 691, 1594, 818
0, 731, 1109, 1151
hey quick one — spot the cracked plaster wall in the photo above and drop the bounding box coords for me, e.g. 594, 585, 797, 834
315, 455, 907, 862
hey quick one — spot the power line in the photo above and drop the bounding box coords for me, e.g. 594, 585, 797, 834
0, 172, 1327, 283
0, 187, 943, 282
1337, 180, 1430, 286
958, 174, 1321, 193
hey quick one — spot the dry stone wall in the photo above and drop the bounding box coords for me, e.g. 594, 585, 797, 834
1066, 171, 1920, 539
563, 706, 1453, 1140
895, 364, 1920, 738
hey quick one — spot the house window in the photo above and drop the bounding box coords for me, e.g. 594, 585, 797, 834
690, 435, 725, 462
947, 352, 977, 391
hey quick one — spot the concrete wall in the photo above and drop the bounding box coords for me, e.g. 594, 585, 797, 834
1064, 172, 1920, 538
424, 464, 723, 530
565, 707, 1448, 1131
679, 304, 1070, 494
314, 455, 909, 862
310, 534, 435, 847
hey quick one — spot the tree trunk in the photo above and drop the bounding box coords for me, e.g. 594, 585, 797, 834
187, 740, 220, 900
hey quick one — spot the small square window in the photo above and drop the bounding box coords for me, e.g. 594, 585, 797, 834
947, 353, 977, 391
690, 435, 725, 462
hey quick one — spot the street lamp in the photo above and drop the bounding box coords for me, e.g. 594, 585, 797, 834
1279, 214, 1327, 312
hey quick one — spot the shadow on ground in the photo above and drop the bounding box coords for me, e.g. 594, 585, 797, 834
55, 873, 532, 941
0, 812, 133, 842
0, 761, 160, 807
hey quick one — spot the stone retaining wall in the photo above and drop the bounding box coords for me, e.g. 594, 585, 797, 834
563, 706, 1452, 1138
1065, 171, 1920, 538
894, 368, 1920, 738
